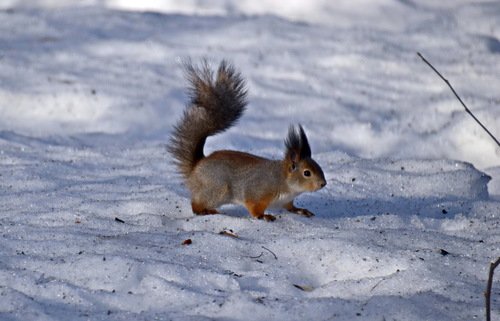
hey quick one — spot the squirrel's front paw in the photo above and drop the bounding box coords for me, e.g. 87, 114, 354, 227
290, 207, 315, 217
284, 202, 315, 217
297, 208, 315, 217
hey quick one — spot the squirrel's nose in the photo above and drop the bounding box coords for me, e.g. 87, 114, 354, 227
320, 180, 326, 188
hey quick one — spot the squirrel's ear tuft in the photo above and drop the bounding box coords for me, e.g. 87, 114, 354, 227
285, 124, 312, 161
298, 125, 312, 158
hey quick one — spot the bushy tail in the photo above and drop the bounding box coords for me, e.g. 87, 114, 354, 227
168, 60, 247, 178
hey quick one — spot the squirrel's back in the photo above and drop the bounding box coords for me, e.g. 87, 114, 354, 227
168, 60, 247, 179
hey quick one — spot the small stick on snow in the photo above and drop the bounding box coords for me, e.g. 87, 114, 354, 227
370, 278, 386, 292
261, 246, 278, 260
417, 52, 500, 149
485, 257, 500, 321
248, 252, 264, 259
293, 284, 314, 292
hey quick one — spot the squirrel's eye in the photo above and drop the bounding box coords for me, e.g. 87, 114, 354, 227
303, 170, 311, 177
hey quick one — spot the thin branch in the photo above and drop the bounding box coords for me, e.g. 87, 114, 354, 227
261, 246, 278, 260
417, 52, 500, 149
293, 284, 314, 292
247, 252, 264, 259
485, 257, 500, 321
245, 246, 277, 260
370, 278, 386, 292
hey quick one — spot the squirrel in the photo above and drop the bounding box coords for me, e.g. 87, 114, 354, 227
168, 60, 326, 221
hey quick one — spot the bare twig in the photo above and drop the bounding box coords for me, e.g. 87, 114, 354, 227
245, 246, 278, 260
417, 52, 500, 149
485, 257, 500, 321
261, 246, 278, 260
370, 278, 386, 292
247, 252, 264, 259
293, 284, 314, 292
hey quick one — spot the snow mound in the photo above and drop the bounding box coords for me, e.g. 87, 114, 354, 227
313, 153, 491, 219
332, 156, 490, 200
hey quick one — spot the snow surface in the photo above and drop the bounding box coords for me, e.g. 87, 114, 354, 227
0, 1, 499, 320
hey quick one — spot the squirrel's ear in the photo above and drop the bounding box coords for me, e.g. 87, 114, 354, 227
285, 124, 311, 162
285, 125, 299, 161
298, 125, 312, 159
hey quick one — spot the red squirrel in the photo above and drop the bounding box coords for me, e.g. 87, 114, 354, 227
168, 60, 326, 221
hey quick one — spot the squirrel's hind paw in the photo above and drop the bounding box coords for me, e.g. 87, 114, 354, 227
191, 202, 220, 215
260, 214, 276, 222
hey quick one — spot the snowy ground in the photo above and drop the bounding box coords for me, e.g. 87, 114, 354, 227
1, 1, 499, 320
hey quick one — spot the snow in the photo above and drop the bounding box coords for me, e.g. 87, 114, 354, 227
0, 1, 499, 320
